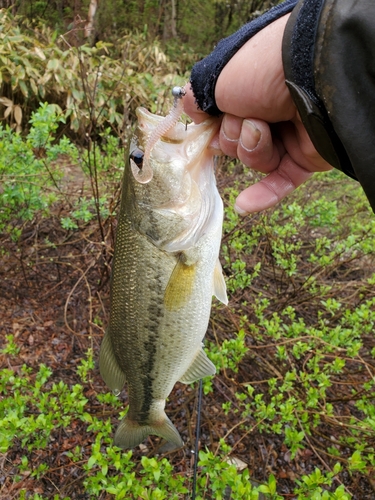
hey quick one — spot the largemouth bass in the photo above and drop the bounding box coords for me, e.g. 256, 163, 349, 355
99, 104, 227, 450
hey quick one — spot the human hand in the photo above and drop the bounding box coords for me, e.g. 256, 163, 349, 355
184, 14, 333, 214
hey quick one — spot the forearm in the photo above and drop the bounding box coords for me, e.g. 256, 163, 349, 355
190, 0, 298, 116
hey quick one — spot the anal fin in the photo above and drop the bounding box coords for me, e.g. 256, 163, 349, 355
99, 330, 126, 395
179, 348, 216, 384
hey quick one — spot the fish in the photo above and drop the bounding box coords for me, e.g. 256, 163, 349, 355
99, 104, 228, 450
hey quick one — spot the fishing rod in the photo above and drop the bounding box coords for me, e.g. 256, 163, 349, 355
191, 378, 203, 500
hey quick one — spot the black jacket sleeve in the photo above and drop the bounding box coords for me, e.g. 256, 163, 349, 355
189, 0, 375, 212
283, 0, 375, 211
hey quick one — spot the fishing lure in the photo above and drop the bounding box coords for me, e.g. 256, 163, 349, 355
130, 86, 186, 184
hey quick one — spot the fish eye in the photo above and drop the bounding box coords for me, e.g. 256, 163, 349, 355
130, 148, 144, 169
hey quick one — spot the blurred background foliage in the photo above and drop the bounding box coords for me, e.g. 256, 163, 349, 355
0, 0, 279, 135
13, 0, 278, 50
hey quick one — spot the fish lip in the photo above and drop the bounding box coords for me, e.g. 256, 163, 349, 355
132, 107, 221, 192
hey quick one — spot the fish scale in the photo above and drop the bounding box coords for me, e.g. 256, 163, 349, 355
99, 107, 228, 449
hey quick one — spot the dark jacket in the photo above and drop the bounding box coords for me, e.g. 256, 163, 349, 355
190, 0, 375, 211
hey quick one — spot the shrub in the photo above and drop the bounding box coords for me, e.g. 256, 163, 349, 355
0, 102, 75, 238
0, 9, 186, 134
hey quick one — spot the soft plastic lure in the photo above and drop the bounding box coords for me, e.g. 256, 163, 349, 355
131, 86, 186, 184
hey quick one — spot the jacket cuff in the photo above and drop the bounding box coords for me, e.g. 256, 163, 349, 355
190, 0, 299, 116
282, 0, 357, 182
283, 0, 375, 212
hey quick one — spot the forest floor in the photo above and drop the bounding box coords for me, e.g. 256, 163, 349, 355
1, 166, 375, 499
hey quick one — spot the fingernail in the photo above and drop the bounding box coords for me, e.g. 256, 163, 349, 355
240, 120, 261, 151
234, 204, 248, 216
222, 116, 239, 142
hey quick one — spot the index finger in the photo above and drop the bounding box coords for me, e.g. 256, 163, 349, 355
215, 14, 294, 123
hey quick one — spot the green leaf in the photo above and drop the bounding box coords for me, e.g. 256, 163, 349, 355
87, 455, 97, 469
47, 58, 60, 70
19, 80, 28, 97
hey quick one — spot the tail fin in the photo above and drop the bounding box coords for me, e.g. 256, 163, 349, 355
114, 413, 183, 450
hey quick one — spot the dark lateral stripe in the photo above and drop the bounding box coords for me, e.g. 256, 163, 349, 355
139, 271, 164, 421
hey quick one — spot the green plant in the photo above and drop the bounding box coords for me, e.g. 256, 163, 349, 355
197, 449, 260, 499
258, 474, 283, 499
0, 102, 75, 236
202, 168, 375, 498
0, 10, 186, 133
294, 465, 351, 499
0, 334, 20, 356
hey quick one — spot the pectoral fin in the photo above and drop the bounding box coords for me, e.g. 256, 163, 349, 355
164, 258, 196, 311
99, 330, 126, 395
213, 259, 228, 305
179, 348, 216, 384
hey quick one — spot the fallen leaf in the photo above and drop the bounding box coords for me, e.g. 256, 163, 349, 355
226, 456, 248, 472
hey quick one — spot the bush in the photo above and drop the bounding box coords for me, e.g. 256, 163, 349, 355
0, 9, 186, 135
0, 102, 75, 238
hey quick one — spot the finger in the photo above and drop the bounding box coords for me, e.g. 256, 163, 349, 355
220, 115, 281, 173
218, 114, 243, 157
235, 118, 280, 174
234, 154, 314, 214
183, 84, 209, 124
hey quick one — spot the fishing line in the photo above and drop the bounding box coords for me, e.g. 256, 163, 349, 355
191, 378, 203, 500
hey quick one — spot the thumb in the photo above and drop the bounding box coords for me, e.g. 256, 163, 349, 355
234, 154, 313, 214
